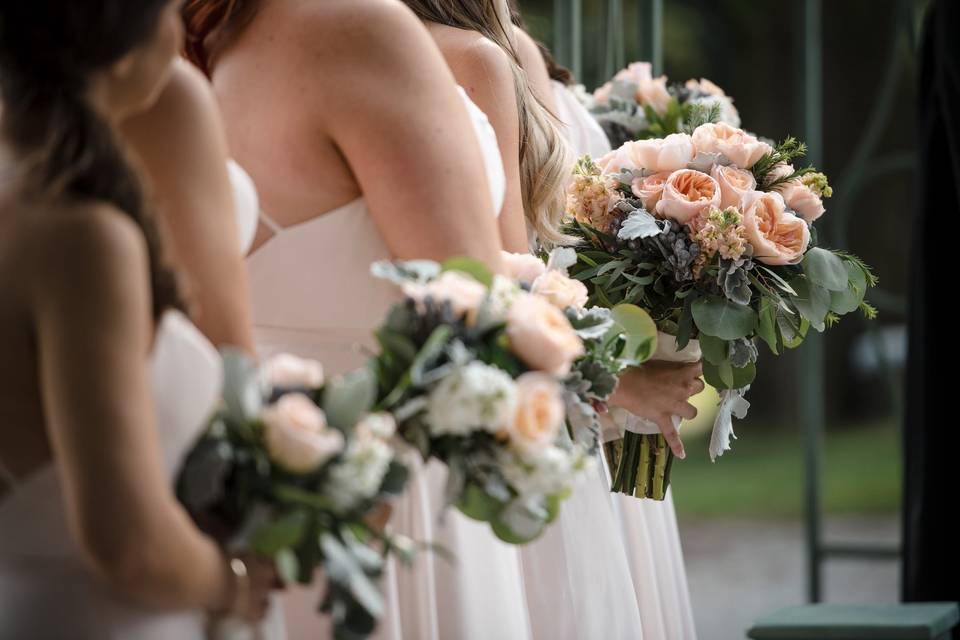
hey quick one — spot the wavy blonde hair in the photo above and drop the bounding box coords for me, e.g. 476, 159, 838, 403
401, 0, 574, 246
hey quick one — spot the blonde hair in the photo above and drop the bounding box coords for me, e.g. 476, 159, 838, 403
401, 0, 574, 246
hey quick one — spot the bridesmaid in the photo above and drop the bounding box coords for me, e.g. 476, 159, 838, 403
121, 58, 257, 353
181, 1, 534, 638
511, 7, 701, 639
0, 1, 276, 637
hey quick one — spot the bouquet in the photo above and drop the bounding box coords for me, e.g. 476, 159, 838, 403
177, 351, 409, 638
581, 61, 740, 148
369, 255, 656, 543
563, 122, 876, 499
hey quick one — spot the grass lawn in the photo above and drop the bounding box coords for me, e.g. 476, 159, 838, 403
669, 419, 902, 519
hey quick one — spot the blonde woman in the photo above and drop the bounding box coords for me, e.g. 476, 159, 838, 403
511, 6, 700, 638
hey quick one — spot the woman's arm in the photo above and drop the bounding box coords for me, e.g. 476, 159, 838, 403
512, 26, 558, 113
121, 59, 256, 353
281, 0, 505, 269
444, 37, 529, 253
31, 206, 234, 611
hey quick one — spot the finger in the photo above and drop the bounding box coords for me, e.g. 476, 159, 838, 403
674, 401, 697, 421
657, 417, 686, 459
689, 377, 706, 396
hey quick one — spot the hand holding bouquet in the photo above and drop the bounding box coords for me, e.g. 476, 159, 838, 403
177, 352, 409, 638
564, 123, 876, 499
370, 256, 656, 542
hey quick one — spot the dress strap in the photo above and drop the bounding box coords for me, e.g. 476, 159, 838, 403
260, 212, 284, 235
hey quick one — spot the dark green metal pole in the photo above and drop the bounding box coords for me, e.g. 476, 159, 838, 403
800, 0, 825, 604
638, 0, 664, 74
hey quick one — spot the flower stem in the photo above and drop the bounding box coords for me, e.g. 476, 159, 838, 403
651, 435, 670, 500
635, 435, 652, 498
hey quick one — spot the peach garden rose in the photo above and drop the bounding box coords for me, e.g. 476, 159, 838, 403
501, 251, 547, 284
691, 122, 773, 169
506, 293, 584, 377
626, 133, 696, 173
780, 183, 825, 222
631, 171, 672, 211
531, 269, 589, 311
740, 190, 811, 265
262, 393, 344, 474
504, 372, 565, 456
402, 271, 487, 322
655, 169, 721, 224
263, 353, 324, 388
711, 164, 757, 209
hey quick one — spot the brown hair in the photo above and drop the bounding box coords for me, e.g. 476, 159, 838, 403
181, 0, 261, 77
0, 1, 183, 320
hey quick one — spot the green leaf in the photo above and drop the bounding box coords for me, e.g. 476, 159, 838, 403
829, 261, 868, 315
276, 548, 300, 584
274, 484, 336, 511
409, 325, 454, 386
456, 482, 505, 523
802, 248, 849, 292
699, 334, 729, 365
491, 499, 548, 544
440, 257, 493, 287
249, 511, 308, 556
757, 297, 779, 355
703, 360, 756, 390
691, 296, 758, 340
676, 295, 696, 350
610, 304, 658, 364
378, 460, 409, 496
323, 365, 377, 430
375, 329, 418, 366
790, 277, 830, 331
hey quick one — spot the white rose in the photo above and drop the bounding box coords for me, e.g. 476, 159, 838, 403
503, 445, 592, 498
326, 434, 393, 512
626, 134, 696, 173
262, 393, 344, 474
425, 362, 518, 436
356, 412, 397, 439
262, 353, 324, 388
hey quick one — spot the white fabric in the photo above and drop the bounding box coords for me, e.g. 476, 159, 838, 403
246, 89, 530, 640
547, 81, 699, 640
228, 159, 260, 255
0, 311, 286, 639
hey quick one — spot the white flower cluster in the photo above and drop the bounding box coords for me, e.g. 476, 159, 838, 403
425, 361, 517, 436
326, 413, 397, 513
502, 444, 594, 500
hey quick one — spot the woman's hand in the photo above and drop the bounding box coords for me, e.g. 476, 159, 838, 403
609, 361, 706, 459
211, 553, 281, 624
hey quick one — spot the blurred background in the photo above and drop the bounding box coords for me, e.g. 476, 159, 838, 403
516, 0, 924, 637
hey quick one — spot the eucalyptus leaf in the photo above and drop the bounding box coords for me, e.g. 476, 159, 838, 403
491, 498, 548, 544
220, 348, 262, 421
323, 366, 377, 430
610, 304, 658, 364
276, 548, 300, 585
703, 360, 756, 390
249, 511, 308, 556
691, 296, 757, 340
790, 277, 830, 331
370, 260, 440, 285
455, 482, 503, 522
440, 257, 493, 287
829, 261, 868, 315
757, 297, 779, 355
802, 248, 849, 292
699, 334, 728, 365
409, 325, 454, 386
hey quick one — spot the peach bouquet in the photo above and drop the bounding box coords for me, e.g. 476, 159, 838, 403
563, 124, 876, 499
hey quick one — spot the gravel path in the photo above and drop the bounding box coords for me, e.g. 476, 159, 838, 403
678, 514, 900, 640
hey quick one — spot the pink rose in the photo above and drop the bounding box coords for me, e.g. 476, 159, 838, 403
631, 171, 672, 211
780, 183, 825, 222
501, 251, 547, 284
685, 78, 727, 98
655, 169, 721, 224
740, 191, 811, 265
691, 123, 774, 169
637, 76, 672, 115
623, 62, 654, 84
767, 163, 797, 185
531, 269, 589, 310
505, 372, 565, 455
626, 133, 695, 173
262, 393, 344, 473
596, 144, 636, 175
402, 271, 487, 322
593, 82, 613, 106
506, 293, 584, 376
711, 164, 757, 209
262, 353, 324, 388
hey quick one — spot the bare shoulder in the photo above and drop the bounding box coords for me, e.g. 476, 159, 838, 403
442, 33, 515, 104
123, 58, 220, 143
512, 26, 545, 76
28, 202, 148, 295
